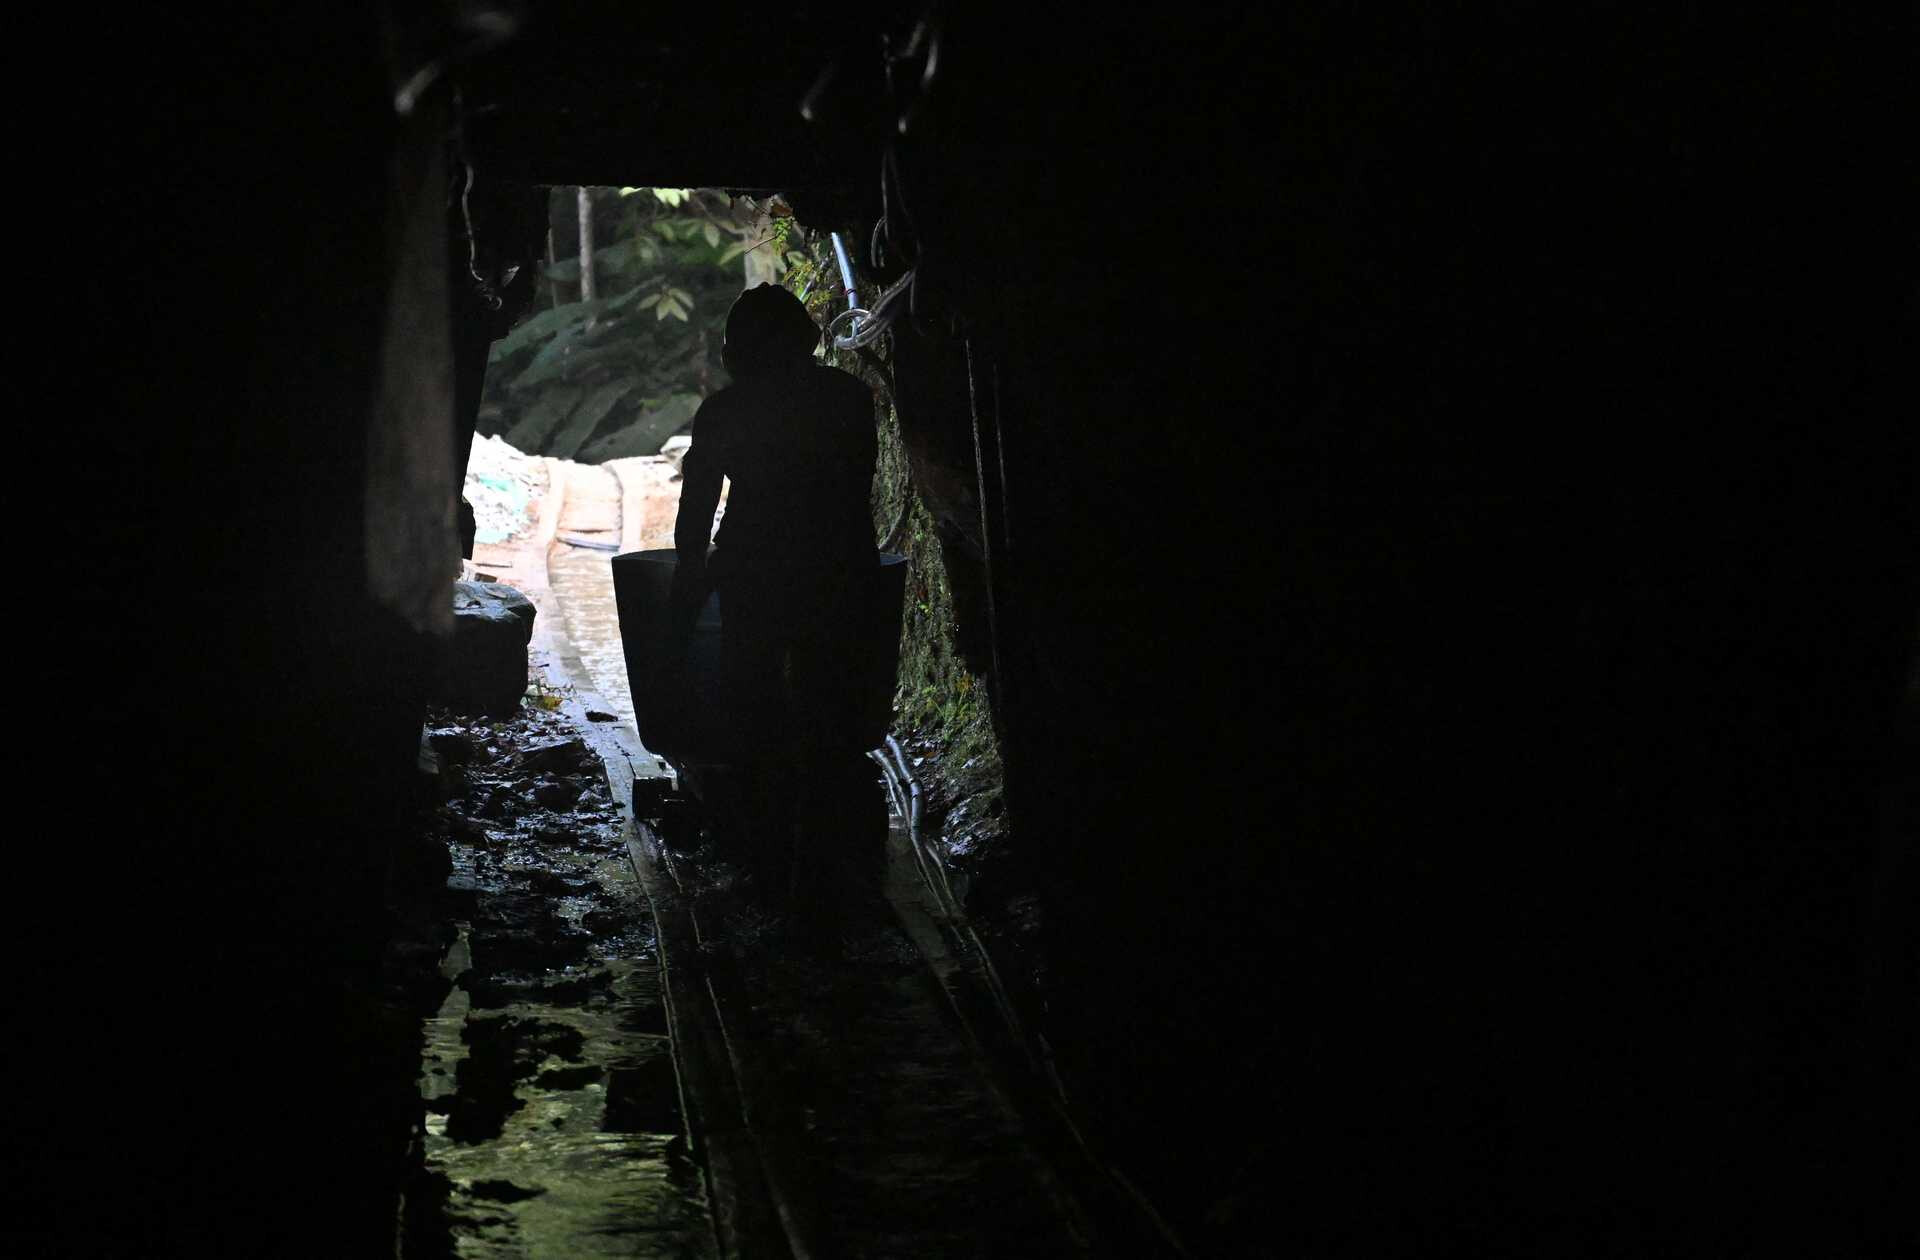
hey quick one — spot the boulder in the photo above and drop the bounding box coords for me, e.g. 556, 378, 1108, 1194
435, 581, 537, 717
517, 737, 592, 774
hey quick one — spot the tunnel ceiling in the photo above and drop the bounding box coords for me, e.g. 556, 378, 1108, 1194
457, 1, 898, 193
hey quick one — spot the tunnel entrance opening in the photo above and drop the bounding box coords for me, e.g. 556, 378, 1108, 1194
425, 151, 1102, 1252
463, 184, 805, 725
470, 185, 808, 468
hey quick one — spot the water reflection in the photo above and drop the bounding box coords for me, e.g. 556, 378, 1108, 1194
548, 543, 636, 732
406, 708, 712, 1258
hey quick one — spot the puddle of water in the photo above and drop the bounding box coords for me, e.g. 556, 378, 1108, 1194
413, 905, 708, 1257
548, 544, 636, 734
416, 962, 700, 1258
406, 716, 712, 1260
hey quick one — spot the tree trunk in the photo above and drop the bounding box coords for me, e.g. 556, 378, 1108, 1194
545, 226, 560, 309
576, 186, 596, 304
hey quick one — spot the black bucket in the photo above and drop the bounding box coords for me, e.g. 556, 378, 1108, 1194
611, 549, 908, 764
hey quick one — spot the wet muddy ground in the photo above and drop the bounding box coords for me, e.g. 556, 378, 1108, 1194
427, 447, 1101, 1255
402, 705, 713, 1259
548, 540, 636, 732
636, 779, 1093, 1258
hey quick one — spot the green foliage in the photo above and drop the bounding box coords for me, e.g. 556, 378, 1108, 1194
892, 496, 998, 764
638, 287, 695, 322
480, 187, 802, 460
547, 378, 637, 457
503, 385, 584, 452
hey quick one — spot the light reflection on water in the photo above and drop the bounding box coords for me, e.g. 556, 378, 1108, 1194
417, 956, 708, 1259
548, 544, 636, 734
414, 863, 711, 1259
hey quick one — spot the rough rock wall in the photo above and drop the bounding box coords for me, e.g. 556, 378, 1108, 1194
851, 8, 1919, 1254
31, 13, 463, 1256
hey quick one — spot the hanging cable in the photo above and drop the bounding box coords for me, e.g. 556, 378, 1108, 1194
829, 231, 862, 336
832, 267, 915, 350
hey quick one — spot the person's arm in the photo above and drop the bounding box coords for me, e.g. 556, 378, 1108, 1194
674, 408, 724, 575
664, 401, 724, 658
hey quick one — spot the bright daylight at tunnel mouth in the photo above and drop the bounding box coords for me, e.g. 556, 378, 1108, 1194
31, 6, 1916, 1260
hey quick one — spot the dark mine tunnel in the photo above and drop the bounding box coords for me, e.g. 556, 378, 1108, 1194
22, 5, 1917, 1257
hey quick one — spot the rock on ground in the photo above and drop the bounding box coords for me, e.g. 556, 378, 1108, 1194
434, 581, 537, 717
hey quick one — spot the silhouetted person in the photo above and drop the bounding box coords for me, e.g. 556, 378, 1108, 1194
668, 284, 879, 892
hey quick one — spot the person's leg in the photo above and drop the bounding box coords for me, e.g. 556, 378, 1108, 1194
787, 585, 888, 903
719, 578, 783, 754
718, 577, 796, 893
